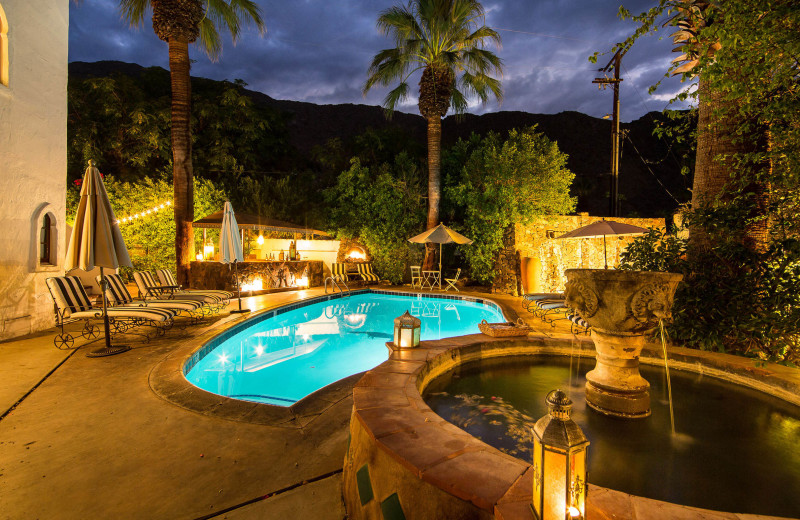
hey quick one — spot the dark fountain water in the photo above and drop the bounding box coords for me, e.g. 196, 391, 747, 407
423, 356, 800, 518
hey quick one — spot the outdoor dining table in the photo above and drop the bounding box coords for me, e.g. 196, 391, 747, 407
421, 270, 441, 290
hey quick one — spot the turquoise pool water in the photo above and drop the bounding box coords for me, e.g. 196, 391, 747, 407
185, 291, 504, 406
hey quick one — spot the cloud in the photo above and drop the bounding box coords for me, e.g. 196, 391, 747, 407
69, 0, 690, 122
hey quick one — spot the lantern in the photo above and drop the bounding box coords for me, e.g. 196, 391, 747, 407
392, 311, 421, 348
203, 240, 215, 260
531, 390, 589, 520
195, 253, 204, 261
257, 234, 265, 246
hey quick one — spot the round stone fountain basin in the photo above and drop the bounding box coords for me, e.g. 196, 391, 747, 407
342, 335, 800, 520
424, 355, 800, 517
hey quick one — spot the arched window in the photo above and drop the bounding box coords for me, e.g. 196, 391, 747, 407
0, 3, 8, 87
39, 214, 52, 264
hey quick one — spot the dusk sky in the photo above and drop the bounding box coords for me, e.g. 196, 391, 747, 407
68, 0, 691, 122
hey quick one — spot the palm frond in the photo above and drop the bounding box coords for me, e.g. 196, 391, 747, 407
383, 82, 411, 118
198, 18, 223, 62
118, 0, 149, 27
450, 87, 468, 116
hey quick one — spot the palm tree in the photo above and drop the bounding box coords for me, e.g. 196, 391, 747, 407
668, 0, 770, 251
364, 0, 503, 268
119, 0, 264, 284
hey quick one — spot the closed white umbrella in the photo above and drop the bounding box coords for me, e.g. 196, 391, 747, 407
65, 160, 132, 357
219, 201, 249, 313
408, 223, 472, 273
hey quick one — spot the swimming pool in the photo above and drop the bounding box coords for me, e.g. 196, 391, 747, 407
185, 290, 505, 406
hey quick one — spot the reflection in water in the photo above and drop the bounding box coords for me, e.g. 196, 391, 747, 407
187, 293, 503, 406
424, 356, 800, 518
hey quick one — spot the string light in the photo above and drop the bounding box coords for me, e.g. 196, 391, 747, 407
117, 200, 172, 225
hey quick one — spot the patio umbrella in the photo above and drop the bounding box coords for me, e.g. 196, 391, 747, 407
219, 201, 250, 313
408, 223, 473, 272
556, 219, 649, 269
65, 160, 133, 357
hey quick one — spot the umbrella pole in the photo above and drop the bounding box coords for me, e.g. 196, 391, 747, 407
603, 234, 608, 269
230, 260, 251, 314
87, 267, 131, 357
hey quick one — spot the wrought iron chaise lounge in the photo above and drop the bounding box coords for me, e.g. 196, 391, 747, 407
46, 275, 175, 349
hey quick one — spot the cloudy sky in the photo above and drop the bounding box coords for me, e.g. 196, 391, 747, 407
68, 0, 691, 122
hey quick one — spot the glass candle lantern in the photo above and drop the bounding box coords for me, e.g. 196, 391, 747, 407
392, 310, 421, 348
531, 390, 589, 520
203, 240, 215, 260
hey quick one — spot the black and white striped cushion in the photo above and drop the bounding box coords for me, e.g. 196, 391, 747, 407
156, 269, 232, 300
101, 273, 134, 304
47, 276, 94, 317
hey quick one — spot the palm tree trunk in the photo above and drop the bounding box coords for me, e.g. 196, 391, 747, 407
691, 77, 771, 252
168, 37, 195, 285
425, 115, 442, 270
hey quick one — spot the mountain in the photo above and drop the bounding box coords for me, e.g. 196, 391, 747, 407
69, 61, 692, 217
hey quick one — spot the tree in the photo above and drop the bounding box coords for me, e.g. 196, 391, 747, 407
446, 127, 576, 284
118, 0, 264, 285
363, 0, 503, 269
609, 0, 799, 251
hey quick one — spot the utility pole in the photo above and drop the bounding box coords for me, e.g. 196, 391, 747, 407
593, 48, 626, 218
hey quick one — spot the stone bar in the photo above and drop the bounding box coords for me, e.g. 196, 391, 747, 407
188, 260, 324, 292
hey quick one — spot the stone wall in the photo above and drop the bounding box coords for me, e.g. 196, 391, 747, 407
0, 0, 68, 339
492, 213, 665, 295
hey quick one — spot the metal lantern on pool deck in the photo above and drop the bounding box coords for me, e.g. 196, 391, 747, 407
532, 390, 589, 520
392, 311, 421, 348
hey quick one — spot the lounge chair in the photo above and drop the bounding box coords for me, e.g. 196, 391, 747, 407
356, 263, 380, 283
46, 276, 175, 349
521, 292, 564, 311
444, 268, 461, 292
567, 311, 590, 335
133, 271, 224, 312
331, 262, 354, 284
100, 273, 208, 321
410, 266, 422, 289
155, 269, 233, 302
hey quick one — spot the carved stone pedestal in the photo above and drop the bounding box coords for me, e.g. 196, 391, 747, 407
564, 269, 683, 419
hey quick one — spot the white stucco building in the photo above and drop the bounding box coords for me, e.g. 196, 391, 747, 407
0, 0, 68, 340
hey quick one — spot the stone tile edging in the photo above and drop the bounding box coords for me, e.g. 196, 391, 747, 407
344, 335, 799, 520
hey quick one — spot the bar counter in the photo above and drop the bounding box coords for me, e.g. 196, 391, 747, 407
189, 260, 325, 292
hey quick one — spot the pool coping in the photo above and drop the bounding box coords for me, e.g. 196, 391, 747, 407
342, 335, 800, 520
148, 288, 511, 427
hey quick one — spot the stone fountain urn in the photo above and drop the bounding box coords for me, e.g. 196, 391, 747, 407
564, 268, 683, 418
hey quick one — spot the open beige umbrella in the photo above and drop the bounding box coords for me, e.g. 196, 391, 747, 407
219, 201, 249, 314
65, 160, 133, 357
408, 223, 473, 273
556, 219, 649, 269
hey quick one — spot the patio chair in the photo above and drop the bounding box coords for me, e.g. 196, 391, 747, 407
155, 269, 233, 302
521, 292, 564, 311
410, 266, 422, 289
444, 268, 462, 292
99, 273, 209, 321
331, 262, 356, 284
356, 263, 380, 283
134, 271, 224, 312
46, 276, 175, 349
566, 311, 590, 335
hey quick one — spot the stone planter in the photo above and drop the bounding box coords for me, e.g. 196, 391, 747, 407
564, 269, 683, 418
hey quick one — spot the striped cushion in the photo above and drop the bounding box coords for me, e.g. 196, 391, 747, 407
47, 276, 94, 317
156, 269, 179, 287
100, 273, 134, 305
134, 271, 164, 298
71, 306, 174, 322
331, 263, 348, 278
536, 300, 566, 311
156, 269, 233, 300
523, 293, 564, 302
357, 263, 380, 282
137, 299, 204, 312
567, 311, 589, 330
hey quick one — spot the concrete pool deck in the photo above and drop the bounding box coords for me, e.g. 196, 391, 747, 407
0, 285, 540, 519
